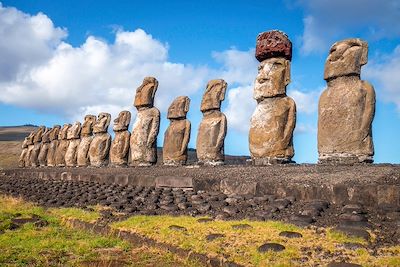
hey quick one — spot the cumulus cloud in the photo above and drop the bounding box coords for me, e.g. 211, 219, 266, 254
288, 88, 321, 114
296, 0, 400, 54
364, 45, 400, 113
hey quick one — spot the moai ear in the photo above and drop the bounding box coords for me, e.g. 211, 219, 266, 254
184, 97, 191, 113
124, 111, 131, 127
151, 79, 159, 99
360, 40, 368, 66
219, 81, 227, 101
105, 114, 111, 127
284, 59, 291, 86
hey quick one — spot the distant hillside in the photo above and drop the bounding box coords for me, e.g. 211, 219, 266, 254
0, 125, 37, 141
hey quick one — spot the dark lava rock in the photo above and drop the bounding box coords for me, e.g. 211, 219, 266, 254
290, 215, 315, 226
334, 226, 370, 241
342, 204, 364, 214
177, 202, 190, 210
339, 214, 367, 222
197, 218, 213, 223
273, 199, 290, 210
232, 224, 252, 230
168, 225, 187, 232
160, 204, 178, 212
327, 262, 362, 267
338, 242, 365, 250
195, 203, 211, 213
258, 243, 285, 253
223, 206, 239, 216
279, 231, 303, 238
206, 233, 225, 241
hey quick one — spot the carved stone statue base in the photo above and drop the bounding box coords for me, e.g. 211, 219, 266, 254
198, 160, 224, 166
252, 157, 294, 165
318, 153, 373, 164
129, 161, 154, 167
163, 160, 186, 166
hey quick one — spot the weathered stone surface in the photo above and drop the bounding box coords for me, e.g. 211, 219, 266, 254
65, 122, 82, 167
110, 111, 131, 167
318, 38, 375, 164
255, 30, 292, 62
197, 79, 227, 165
38, 127, 51, 167
55, 124, 71, 167
77, 115, 96, 167
163, 96, 191, 165
19, 131, 34, 167
250, 32, 296, 165
30, 126, 46, 167
89, 113, 111, 167
46, 125, 61, 167
130, 77, 160, 166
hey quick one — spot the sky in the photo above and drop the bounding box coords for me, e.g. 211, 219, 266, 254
0, 0, 399, 163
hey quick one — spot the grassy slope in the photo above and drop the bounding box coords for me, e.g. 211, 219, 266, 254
0, 141, 20, 168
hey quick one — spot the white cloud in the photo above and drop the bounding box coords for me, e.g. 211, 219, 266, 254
288, 88, 320, 114
296, 0, 400, 54
364, 45, 400, 113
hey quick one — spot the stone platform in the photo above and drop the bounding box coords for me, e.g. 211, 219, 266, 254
4, 164, 400, 208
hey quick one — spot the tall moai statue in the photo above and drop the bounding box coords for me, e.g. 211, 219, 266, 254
46, 125, 61, 167
196, 79, 227, 165
65, 122, 82, 167
318, 39, 375, 164
110, 111, 131, 167
249, 30, 296, 165
38, 127, 52, 167
30, 126, 46, 167
77, 115, 96, 167
129, 77, 160, 166
163, 96, 191, 165
19, 131, 34, 167
89, 112, 111, 167
55, 124, 71, 167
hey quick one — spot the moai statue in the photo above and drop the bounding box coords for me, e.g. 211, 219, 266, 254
129, 77, 160, 166
196, 80, 227, 165
19, 132, 34, 167
30, 126, 46, 167
110, 111, 131, 167
38, 127, 52, 167
55, 124, 71, 167
163, 96, 191, 165
65, 122, 82, 167
46, 125, 61, 167
249, 30, 296, 165
318, 38, 375, 164
89, 113, 111, 167
77, 115, 96, 167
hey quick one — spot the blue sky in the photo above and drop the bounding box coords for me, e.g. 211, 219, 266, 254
0, 0, 399, 163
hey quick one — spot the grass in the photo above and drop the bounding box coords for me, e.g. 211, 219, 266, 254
0, 195, 199, 266
112, 215, 400, 267
0, 141, 21, 168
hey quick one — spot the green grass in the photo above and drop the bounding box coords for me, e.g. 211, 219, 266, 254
49, 207, 100, 223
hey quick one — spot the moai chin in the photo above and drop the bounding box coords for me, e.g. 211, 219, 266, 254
30, 126, 46, 167
55, 124, 71, 167
130, 77, 160, 166
19, 131, 34, 167
163, 96, 191, 166
249, 30, 296, 165
77, 115, 96, 167
38, 127, 52, 167
89, 113, 112, 167
318, 38, 375, 164
46, 125, 61, 167
196, 79, 227, 165
65, 121, 82, 167
110, 111, 131, 167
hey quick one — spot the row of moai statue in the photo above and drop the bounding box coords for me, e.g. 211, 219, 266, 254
19, 30, 375, 167
19, 77, 228, 167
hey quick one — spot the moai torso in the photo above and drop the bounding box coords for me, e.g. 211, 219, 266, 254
196, 79, 227, 165
65, 122, 82, 167
38, 128, 51, 167
19, 133, 33, 167
55, 124, 71, 167
318, 38, 375, 163
249, 30, 296, 165
129, 77, 160, 166
89, 113, 111, 167
110, 111, 131, 167
163, 96, 191, 165
46, 126, 60, 167
30, 126, 46, 167
77, 115, 96, 167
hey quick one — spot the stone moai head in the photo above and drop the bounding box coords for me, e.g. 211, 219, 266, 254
67, 122, 82, 140
33, 126, 46, 143
167, 96, 190, 119
59, 124, 71, 140
324, 38, 368, 81
93, 112, 111, 134
81, 115, 96, 136
113, 111, 131, 131
200, 79, 227, 112
254, 30, 292, 100
134, 77, 158, 109
41, 127, 52, 143
26, 131, 35, 145
49, 125, 61, 141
